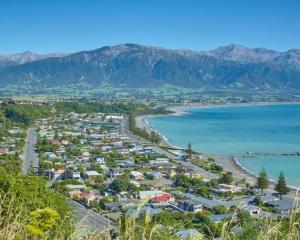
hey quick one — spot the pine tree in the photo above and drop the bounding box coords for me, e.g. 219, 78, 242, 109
186, 142, 192, 159
257, 168, 269, 195
275, 171, 289, 199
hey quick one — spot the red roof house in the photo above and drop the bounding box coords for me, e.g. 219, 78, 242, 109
151, 193, 175, 203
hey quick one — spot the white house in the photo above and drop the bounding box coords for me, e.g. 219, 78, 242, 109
239, 205, 261, 216
130, 171, 144, 181
85, 171, 101, 179
96, 157, 105, 164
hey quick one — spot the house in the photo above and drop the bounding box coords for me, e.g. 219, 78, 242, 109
102, 145, 112, 151
217, 184, 242, 193
85, 170, 101, 179
69, 171, 81, 180
266, 199, 297, 214
130, 171, 144, 181
104, 199, 139, 211
149, 171, 163, 179
143, 146, 153, 153
116, 159, 135, 168
65, 184, 87, 191
179, 199, 203, 213
82, 151, 90, 161
149, 158, 169, 165
69, 190, 83, 199
139, 190, 164, 200
209, 214, 237, 223
127, 206, 161, 218
260, 194, 280, 204
141, 179, 173, 190
8, 127, 21, 134
151, 193, 175, 203
61, 139, 69, 145
130, 180, 141, 188
239, 205, 261, 216
47, 168, 66, 180
45, 152, 57, 160
53, 140, 61, 145
81, 192, 99, 207
184, 193, 221, 210
105, 115, 124, 121
116, 148, 130, 155
0, 148, 9, 155
113, 141, 123, 147
96, 157, 105, 164
183, 171, 202, 179
109, 168, 123, 178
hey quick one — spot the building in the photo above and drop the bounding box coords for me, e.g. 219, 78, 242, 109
69, 171, 81, 180
266, 199, 297, 214
82, 151, 90, 161
46, 168, 66, 180
109, 168, 124, 178
116, 159, 135, 168
209, 214, 237, 223
151, 193, 175, 203
66, 184, 87, 191
85, 170, 101, 179
183, 171, 202, 179
217, 184, 242, 193
81, 192, 99, 207
239, 205, 261, 216
149, 171, 163, 179
179, 199, 203, 213
96, 157, 105, 164
149, 158, 169, 165
139, 190, 164, 200
130, 171, 144, 181
0, 148, 9, 155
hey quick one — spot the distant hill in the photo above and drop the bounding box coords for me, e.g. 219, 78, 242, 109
0, 51, 67, 67
0, 43, 300, 93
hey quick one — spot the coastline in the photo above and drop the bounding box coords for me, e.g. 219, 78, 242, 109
136, 102, 300, 191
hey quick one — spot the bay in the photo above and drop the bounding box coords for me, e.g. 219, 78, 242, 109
148, 104, 300, 187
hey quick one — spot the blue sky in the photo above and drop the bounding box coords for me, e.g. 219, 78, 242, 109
1, 0, 299, 54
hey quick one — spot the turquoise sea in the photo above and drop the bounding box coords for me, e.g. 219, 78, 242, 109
148, 104, 300, 187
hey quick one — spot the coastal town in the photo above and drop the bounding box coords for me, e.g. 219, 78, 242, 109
4, 102, 294, 239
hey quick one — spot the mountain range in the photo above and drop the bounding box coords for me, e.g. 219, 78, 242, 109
1, 43, 300, 93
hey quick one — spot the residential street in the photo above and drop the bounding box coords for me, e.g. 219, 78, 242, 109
21, 128, 39, 174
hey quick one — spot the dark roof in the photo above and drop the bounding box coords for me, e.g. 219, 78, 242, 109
209, 213, 236, 222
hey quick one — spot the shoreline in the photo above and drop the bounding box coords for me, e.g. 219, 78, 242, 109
136, 101, 300, 191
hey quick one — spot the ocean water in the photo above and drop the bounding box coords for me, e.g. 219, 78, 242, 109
148, 104, 300, 187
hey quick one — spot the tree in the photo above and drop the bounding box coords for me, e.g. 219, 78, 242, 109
213, 205, 228, 214
186, 142, 193, 159
252, 196, 262, 206
275, 171, 289, 199
218, 172, 233, 184
150, 131, 161, 145
257, 168, 269, 195
245, 182, 250, 191
111, 178, 129, 192
150, 131, 156, 144
197, 187, 210, 198
26, 207, 59, 238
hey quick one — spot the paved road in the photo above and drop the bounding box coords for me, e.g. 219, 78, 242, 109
21, 128, 39, 174
68, 200, 114, 233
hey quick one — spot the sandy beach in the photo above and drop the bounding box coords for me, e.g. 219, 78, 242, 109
136, 103, 300, 193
